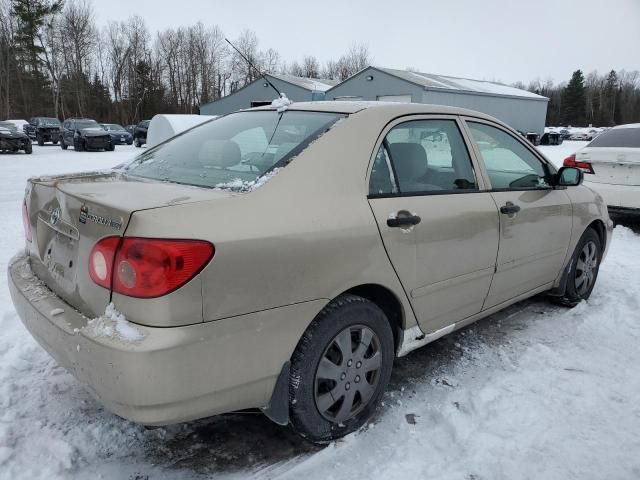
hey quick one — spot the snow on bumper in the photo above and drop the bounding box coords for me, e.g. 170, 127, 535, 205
8, 253, 324, 426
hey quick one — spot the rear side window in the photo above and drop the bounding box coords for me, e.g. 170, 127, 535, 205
369, 119, 478, 195
587, 128, 640, 148
125, 111, 344, 190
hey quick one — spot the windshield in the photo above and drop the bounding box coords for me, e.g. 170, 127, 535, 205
104, 124, 124, 131
0, 122, 17, 132
124, 110, 344, 189
76, 120, 100, 129
587, 128, 640, 148
39, 118, 60, 127
139, 121, 150, 128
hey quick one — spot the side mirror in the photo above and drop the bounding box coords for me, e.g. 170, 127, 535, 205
556, 166, 583, 187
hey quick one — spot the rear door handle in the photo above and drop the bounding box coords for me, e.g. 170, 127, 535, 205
387, 210, 422, 228
500, 202, 521, 215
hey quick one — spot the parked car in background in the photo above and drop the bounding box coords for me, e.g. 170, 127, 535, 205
133, 120, 150, 147
5, 119, 29, 133
540, 128, 563, 145
11, 102, 612, 444
25, 117, 62, 145
565, 123, 640, 216
0, 121, 32, 154
101, 123, 133, 145
61, 118, 114, 151
125, 124, 136, 135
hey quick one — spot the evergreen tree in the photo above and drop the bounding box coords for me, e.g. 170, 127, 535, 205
562, 70, 586, 126
602, 70, 619, 126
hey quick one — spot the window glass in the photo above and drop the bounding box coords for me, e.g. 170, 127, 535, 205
384, 119, 478, 193
369, 145, 396, 195
468, 122, 550, 190
125, 111, 343, 190
587, 128, 640, 148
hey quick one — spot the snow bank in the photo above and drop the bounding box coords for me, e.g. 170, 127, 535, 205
146, 114, 215, 148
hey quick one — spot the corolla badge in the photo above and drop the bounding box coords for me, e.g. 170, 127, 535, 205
50, 207, 62, 226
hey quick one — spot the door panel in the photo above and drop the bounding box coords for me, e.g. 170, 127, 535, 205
369, 194, 499, 332
484, 189, 572, 308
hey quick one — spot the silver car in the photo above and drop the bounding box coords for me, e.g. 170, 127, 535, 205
9, 102, 612, 443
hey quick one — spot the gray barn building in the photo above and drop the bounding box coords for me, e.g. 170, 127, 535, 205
200, 74, 337, 116
325, 66, 549, 135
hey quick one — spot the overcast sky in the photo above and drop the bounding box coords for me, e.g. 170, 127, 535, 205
92, 0, 640, 84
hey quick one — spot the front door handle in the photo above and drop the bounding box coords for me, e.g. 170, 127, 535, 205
500, 202, 521, 215
387, 210, 421, 228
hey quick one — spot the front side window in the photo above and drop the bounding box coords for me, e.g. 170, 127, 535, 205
372, 119, 478, 194
467, 122, 550, 190
125, 110, 344, 190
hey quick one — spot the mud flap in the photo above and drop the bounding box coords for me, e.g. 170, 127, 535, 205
261, 361, 290, 426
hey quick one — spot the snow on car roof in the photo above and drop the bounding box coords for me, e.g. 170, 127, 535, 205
270, 74, 339, 92
374, 67, 548, 101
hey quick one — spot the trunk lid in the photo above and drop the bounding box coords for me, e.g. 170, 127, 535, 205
25, 171, 230, 317
578, 147, 640, 186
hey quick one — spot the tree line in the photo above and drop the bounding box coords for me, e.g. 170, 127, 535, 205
0, 0, 371, 124
2, 0, 639, 127
515, 69, 640, 127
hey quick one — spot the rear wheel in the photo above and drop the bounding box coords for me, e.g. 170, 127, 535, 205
61, 140, 67, 150
24, 143, 32, 154
557, 228, 602, 306
289, 295, 394, 444
134, 138, 141, 148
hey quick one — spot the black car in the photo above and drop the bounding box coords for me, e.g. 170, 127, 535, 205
101, 123, 133, 145
0, 121, 32, 154
133, 120, 150, 147
25, 117, 62, 145
61, 118, 114, 152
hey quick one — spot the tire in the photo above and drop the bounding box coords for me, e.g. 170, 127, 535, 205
52, 140, 58, 145
134, 138, 141, 148
75, 139, 84, 151
289, 294, 394, 444
557, 228, 602, 306
61, 140, 67, 150
37, 135, 44, 146
24, 143, 32, 154
106, 142, 115, 151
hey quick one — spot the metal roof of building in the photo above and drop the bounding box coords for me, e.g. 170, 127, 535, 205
361, 67, 548, 101
269, 74, 339, 92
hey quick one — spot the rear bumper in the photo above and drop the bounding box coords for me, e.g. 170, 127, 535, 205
584, 180, 640, 210
0, 137, 30, 150
8, 253, 324, 425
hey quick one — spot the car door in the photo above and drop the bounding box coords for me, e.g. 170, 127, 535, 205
463, 119, 573, 309
368, 116, 500, 333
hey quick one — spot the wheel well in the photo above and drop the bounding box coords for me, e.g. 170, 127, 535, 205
343, 284, 404, 352
588, 219, 606, 251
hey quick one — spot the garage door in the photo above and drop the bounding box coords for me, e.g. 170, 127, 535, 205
377, 95, 412, 103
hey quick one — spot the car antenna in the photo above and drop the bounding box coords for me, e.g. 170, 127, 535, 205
225, 37, 281, 98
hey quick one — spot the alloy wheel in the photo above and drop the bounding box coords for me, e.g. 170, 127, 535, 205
314, 325, 382, 424
575, 240, 598, 296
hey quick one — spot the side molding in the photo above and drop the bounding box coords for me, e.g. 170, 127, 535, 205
397, 324, 456, 357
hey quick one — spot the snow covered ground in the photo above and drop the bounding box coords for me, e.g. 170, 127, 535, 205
1, 142, 639, 480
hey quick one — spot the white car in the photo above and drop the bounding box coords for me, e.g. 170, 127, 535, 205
564, 123, 640, 215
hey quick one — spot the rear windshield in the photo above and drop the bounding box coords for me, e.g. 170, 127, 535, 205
587, 128, 640, 148
124, 110, 344, 190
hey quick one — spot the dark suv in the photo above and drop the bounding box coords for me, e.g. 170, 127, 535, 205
133, 120, 150, 147
61, 119, 114, 152
25, 117, 62, 145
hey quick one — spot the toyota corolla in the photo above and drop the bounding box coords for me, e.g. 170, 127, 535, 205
9, 102, 612, 443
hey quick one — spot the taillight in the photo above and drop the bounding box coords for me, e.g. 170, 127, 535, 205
563, 154, 594, 174
22, 201, 32, 242
89, 236, 120, 289
89, 237, 214, 298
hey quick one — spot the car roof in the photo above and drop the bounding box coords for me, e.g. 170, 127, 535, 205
246, 100, 498, 121
613, 123, 640, 130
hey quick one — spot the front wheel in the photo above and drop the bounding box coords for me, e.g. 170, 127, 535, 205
24, 143, 32, 154
558, 228, 602, 306
288, 295, 394, 444
134, 138, 141, 148
37, 134, 44, 146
